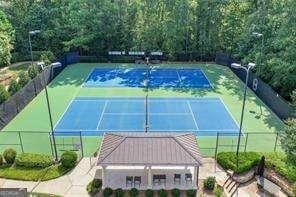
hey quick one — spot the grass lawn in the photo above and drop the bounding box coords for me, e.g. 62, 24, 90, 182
1, 63, 285, 156
0, 164, 70, 181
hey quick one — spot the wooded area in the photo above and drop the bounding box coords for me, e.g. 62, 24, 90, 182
0, 0, 295, 101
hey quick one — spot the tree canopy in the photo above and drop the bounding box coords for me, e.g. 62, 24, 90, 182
0, 9, 13, 66
1, 0, 295, 101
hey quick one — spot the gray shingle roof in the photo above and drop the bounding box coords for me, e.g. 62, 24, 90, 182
97, 132, 202, 166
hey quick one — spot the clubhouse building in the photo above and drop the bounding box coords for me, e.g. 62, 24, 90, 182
95, 132, 202, 189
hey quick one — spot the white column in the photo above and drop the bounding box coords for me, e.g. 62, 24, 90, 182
147, 166, 152, 189
102, 166, 107, 189
194, 166, 199, 188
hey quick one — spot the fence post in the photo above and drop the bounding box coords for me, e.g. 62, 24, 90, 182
18, 131, 24, 153
215, 132, 219, 159
79, 131, 84, 157
274, 132, 279, 152
48, 132, 54, 157
244, 133, 249, 152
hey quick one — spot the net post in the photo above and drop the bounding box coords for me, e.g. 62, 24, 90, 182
244, 133, 249, 152
79, 131, 84, 157
145, 94, 149, 133
215, 132, 219, 159
274, 132, 279, 152
18, 131, 24, 153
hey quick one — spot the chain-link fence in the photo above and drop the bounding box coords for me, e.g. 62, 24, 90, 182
0, 131, 85, 160
0, 130, 282, 159
0, 52, 79, 130
78, 51, 216, 63
215, 52, 293, 119
196, 131, 282, 157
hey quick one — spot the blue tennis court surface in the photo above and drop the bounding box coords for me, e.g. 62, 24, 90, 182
83, 68, 212, 88
54, 97, 239, 136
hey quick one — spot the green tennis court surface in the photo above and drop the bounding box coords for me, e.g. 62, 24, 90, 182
1, 63, 284, 157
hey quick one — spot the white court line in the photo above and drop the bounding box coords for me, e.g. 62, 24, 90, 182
96, 100, 109, 130
187, 101, 200, 130
53, 99, 75, 130
74, 99, 144, 102
200, 69, 214, 88
218, 98, 241, 132
81, 67, 96, 88
176, 70, 182, 83
103, 112, 190, 115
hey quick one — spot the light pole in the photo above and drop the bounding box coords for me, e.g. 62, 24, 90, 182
231, 62, 255, 170
39, 63, 58, 161
252, 32, 263, 75
29, 30, 41, 66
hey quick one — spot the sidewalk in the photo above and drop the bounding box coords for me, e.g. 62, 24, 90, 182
0, 157, 97, 197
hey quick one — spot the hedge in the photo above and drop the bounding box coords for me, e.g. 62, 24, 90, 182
217, 152, 261, 174
15, 153, 53, 168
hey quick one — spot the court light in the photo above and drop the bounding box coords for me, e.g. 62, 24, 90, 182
252, 32, 263, 37
231, 63, 243, 69
38, 62, 58, 161
231, 62, 255, 172
28, 30, 41, 66
29, 30, 41, 35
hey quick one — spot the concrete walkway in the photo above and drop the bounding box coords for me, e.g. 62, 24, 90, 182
0, 157, 97, 197
0, 157, 288, 197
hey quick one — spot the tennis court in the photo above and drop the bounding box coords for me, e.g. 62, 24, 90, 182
54, 97, 239, 136
83, 68, 212, 88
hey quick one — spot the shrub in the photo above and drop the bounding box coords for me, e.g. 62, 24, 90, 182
292, 183, 296, 197
265, 152, 296, 183
171, 188, 180, 197
18, 71, 30, 87
217, 152, 261, 174
0, 84, 9, 104
145, 189, 153, 197
158, 189, 167, 197
86, 179, 102, 194
129, 188, 139, 197
280, 118, 296, 162
3, 148, 17, 164
28, 65, 39, 79
60, 151, 77, 169
186, 189, 196, 197
204, 176, 216, 190
114, 188, 124, 197
214, 185, 224, 197
103, 187, 113, 197
0, 154, 3, 165
15, 153, 53, 168
8, 79, 20, 95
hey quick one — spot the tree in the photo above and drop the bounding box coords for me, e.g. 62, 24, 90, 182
18, 70, 30, 87
8, 79, 20, 95
280, 119, 296, 163
0, 84, 9, 104
0, 10, 14, 67
291, 90, 296, 117
28, 65, 39, 79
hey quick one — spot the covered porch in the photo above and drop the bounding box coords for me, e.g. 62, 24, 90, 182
96, 132, 202, 190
